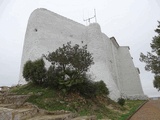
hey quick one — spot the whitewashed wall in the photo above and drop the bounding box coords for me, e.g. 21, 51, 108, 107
19, 8, 147, 100
117, 47, 146, 99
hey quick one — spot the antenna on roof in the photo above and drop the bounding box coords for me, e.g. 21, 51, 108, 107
83, 9, 97, 25
94, 9, 97, 23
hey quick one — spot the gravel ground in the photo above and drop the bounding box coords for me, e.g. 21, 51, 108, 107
130, 100, 160, 120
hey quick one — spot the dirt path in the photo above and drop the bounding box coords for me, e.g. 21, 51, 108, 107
130, 100, 160, 120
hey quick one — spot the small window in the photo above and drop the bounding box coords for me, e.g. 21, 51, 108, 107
34, 28, 38, 32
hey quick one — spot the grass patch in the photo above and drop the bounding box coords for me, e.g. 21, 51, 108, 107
119, 100, 146, 120
10, 84, 146, 120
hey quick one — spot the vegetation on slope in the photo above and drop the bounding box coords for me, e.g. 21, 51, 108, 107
16, 42, 146, 119
10, 84, 146, 120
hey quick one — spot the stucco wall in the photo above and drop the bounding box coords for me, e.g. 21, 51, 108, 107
19, 8, 146, 100
19, 8, 121, 100
117, 47, 144, 96
86, 24, 120, 100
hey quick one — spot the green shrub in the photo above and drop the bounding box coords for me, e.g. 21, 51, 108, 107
71, 76, 96, 98
23, 58, 46, 85
71, 79, 110, 98
95, 80, 109, 96
44, 66, 59, 88
118, 98, 125, 106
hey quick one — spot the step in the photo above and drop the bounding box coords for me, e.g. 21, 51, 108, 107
0, 107, 38, 120
12, 107, 38, 120
3, 95, 30, 105
0, 104, 17, 109
28, 113, 76, 120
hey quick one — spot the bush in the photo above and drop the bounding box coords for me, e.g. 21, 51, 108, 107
44, 66, 59, 88
95, 80, 109, 96
71, 79, 110, 98
23, 58, 46, 85
71, 77, 96, 98
117, 98, 125, 106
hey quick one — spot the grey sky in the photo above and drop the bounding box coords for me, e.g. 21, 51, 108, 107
0, 0, 160, 97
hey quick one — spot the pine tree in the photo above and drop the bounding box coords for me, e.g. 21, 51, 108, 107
140, 21, 160, 91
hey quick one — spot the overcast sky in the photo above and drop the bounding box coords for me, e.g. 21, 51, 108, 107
0, 0, 160, 97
